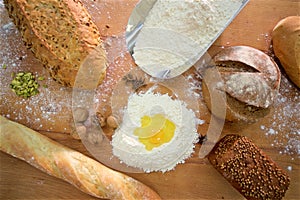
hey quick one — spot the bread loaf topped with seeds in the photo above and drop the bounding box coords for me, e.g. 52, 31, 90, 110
208, 134, 290, 200
4, 0, 107, 87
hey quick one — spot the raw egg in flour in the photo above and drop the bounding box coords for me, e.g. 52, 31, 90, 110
112, 91, 199, 173
134, 114, 176, 151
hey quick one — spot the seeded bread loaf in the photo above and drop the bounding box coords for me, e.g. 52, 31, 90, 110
202, 46, 281, 122
272, 16, 300, 88
0, 115, 161, 200
4, 0, 107, 87
208, 134, 290, 200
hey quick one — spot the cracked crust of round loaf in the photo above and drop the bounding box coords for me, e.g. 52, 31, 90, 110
202, 46, 281, 122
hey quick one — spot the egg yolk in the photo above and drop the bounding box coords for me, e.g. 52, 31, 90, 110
134, 114, 176, 151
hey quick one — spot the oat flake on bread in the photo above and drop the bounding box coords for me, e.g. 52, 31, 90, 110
112, 92, 199, 173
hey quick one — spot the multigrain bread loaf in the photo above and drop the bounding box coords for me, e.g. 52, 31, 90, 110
0, 116, 161, 200
202, 46, 281, 122
208, 134, 290, 200
272, 16, 300, 88
4, 0, 107, 87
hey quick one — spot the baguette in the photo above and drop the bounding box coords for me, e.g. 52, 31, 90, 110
4, 0, 107, 87
0, 115, 161, 200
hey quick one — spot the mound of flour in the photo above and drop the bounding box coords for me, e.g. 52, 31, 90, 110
112, 92, 199, 173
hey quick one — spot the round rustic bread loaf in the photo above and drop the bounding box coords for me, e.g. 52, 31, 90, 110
202, 46, 281, 122
272, 16, 300, 88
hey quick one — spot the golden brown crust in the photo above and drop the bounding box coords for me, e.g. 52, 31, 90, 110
208, 134, 290, 200
4, 0, 107, 87
272, 16, 300, 88
0, 116, 161, 200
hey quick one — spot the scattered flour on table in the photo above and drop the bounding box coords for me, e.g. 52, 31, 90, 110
94, 35, 135, 114
260, 76, 300, 159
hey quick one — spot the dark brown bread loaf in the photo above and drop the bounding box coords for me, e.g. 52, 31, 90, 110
202, 46, 281, 122
208, 134, 290, 200
4, 0, 107, 87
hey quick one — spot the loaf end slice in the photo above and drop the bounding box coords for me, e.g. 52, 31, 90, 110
208, 134, 290, 200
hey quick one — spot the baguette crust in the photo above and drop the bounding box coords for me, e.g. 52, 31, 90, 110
4, 0, 107, 87
0, 116, 161, 200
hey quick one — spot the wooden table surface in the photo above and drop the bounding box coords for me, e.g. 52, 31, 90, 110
0, 0, 299, 199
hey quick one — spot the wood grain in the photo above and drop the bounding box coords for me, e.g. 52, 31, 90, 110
1, 0, 299, 199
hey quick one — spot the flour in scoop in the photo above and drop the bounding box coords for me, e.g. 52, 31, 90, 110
133, 0, 244, 77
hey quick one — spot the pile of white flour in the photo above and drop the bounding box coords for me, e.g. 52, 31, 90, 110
112, 92, 199, 173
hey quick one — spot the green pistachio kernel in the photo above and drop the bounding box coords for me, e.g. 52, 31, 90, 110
10, 72, 40, 98
38, 76, 45, 81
